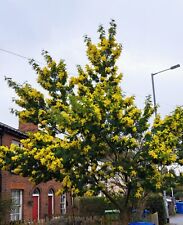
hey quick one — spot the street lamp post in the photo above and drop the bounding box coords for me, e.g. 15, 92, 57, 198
151, 64, 180, 116
151, 64, 180, 223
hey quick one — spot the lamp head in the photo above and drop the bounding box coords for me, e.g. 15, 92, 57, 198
170, 64, 180, 70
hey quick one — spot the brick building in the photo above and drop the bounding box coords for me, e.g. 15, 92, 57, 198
0, 121, 71, 223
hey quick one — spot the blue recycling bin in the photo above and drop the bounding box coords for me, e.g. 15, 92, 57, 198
176, 201, 183, 213
129, 222, 155, 225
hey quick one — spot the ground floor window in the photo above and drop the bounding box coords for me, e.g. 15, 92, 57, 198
10, 190, 23, 221
61, 193, 67, 214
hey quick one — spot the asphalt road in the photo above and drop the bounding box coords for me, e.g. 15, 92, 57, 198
170, 214, 183, 225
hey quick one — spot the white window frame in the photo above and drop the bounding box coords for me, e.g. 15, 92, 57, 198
11, 140, 21, 147
61, 193, 67, 214
10, 190, 23, 221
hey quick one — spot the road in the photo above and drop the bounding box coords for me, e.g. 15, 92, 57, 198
170, 214, 183, 225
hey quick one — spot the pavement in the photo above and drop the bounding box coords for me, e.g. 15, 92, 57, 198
169, 214, 183, 225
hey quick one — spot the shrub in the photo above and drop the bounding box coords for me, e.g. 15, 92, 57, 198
74, 196, 113, 216
47, 217, 67, 225
174, 191, 183, 200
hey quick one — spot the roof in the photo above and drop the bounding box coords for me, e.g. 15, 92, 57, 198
0, 121, 27, 138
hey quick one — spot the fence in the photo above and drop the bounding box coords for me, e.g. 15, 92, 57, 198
5, 218, 47, 225
47, 215, 121, 225
4, 213, 159, 225
47, 213, 159, 225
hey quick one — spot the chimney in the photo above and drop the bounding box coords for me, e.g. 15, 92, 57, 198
19, 121, 38, 133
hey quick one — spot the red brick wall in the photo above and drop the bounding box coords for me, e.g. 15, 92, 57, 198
1, 132, 20, 147
19, 122, 38, 133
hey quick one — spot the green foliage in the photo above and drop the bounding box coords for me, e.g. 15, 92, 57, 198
174, 191, 183, 200
145, 194, 166, 225
74, 196, 113, 216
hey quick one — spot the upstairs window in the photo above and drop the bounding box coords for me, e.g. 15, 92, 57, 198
11, 140, 21, 147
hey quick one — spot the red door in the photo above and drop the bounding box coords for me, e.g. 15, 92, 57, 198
48, 196, 53, 218
32, 196, 39, 221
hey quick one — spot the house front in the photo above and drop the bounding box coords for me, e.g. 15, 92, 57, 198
0, 121, 72, 223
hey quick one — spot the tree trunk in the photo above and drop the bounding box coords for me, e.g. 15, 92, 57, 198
119, 209, 131, 225
119, 200, 146, 225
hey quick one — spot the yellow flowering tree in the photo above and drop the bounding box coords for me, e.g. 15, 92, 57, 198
1, 20, 183, 224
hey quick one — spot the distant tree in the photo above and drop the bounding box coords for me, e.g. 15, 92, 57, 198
1, 20, 183, 225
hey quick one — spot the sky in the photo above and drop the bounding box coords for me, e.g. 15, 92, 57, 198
1, 0, 183, 129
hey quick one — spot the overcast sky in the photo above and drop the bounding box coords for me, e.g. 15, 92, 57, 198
1, 0, 183, 128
